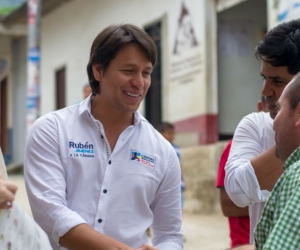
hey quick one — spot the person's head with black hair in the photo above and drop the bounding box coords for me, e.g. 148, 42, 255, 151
255, 19, 300, 119
87, 24, 157, 95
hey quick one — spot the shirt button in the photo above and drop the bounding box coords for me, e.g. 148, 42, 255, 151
98, 219, 102, 223
101, 135, 104, 139
103, 189, 107, 194
108, 160, 111, 164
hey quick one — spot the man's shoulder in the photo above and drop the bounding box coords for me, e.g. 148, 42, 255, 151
244, 111, 272, 123
32, 105, 80, 128
238, 112, 273, 131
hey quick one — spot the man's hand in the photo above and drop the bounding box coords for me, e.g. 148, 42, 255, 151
138, 244, 159, 250
0, 176, 18, 209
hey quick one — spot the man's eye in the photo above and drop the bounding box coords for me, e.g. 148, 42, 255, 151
274, 80, 285, 86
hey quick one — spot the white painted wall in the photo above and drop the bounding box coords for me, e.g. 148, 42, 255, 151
217, 0, 267, 135
40, 0, 209, 125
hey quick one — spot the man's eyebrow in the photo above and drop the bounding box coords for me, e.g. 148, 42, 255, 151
269, 76, 287, 81
260, 73, 288, 81
120, 64, 153, 70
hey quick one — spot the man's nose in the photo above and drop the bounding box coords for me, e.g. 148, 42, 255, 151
261, 80, 273, 97
131, 73, 144, 88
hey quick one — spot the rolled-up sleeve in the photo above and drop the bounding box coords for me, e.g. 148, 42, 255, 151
151, 147, 183, 250
225, 114, 270, 207
24, 115, 86, 246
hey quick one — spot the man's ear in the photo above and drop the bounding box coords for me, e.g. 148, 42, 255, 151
92, 64, 102, 82
257, 101, 263, 112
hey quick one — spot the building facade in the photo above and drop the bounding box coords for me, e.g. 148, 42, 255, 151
0, 0, 296, 165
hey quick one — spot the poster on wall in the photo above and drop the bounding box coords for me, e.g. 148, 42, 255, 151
168, 0, 205, 121
170, 1, 203, 86
277, 0, 300, 22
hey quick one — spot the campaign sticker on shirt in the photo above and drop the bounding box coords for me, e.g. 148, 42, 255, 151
130, 149, 156, 169
69, 141, 95, 158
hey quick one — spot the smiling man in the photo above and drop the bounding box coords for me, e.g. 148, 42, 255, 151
24, 24, 183, 250
225, 19, 300, 243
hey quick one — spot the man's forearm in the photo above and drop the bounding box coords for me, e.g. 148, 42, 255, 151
251, 145, 283, 191
220, 188, 249, 217
59, 224, 134, 250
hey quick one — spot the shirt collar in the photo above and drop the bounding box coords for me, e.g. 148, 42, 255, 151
78, 94, 142, 125
78, 94, 93, 116
284, 147, 300, 171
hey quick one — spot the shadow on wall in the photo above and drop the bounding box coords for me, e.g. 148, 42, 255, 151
181, 141, 229, 214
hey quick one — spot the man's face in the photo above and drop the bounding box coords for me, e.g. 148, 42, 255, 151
260, 60, 294, 119
92, 43, 153, 114
273, 87, 297, 162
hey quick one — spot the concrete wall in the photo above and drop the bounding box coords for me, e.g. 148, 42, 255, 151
181, 141, 228, 214
217, 0, 267, 135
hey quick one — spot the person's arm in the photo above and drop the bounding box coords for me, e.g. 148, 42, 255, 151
251, 145, 283, 191
0, 176, 17, 209
225, 113, 281, 207
60, 224, 138, 250
216, 141, 249, 216
219, 188, 248, 217
24, 115, 139, 250
150, 146, 183, 250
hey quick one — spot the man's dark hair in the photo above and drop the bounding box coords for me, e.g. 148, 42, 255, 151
255, 19, 300, 75
157, 122, 175, 133
87, 24, 157, 95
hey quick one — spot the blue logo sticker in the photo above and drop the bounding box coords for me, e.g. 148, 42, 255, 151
130, 149, 156, 168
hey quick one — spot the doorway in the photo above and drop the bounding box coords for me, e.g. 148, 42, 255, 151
217, 0, 267, 140
144, 21, 162, 129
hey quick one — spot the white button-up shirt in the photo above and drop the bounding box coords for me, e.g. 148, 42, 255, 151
24, 96, 183, 250
225, 111, 273, 243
